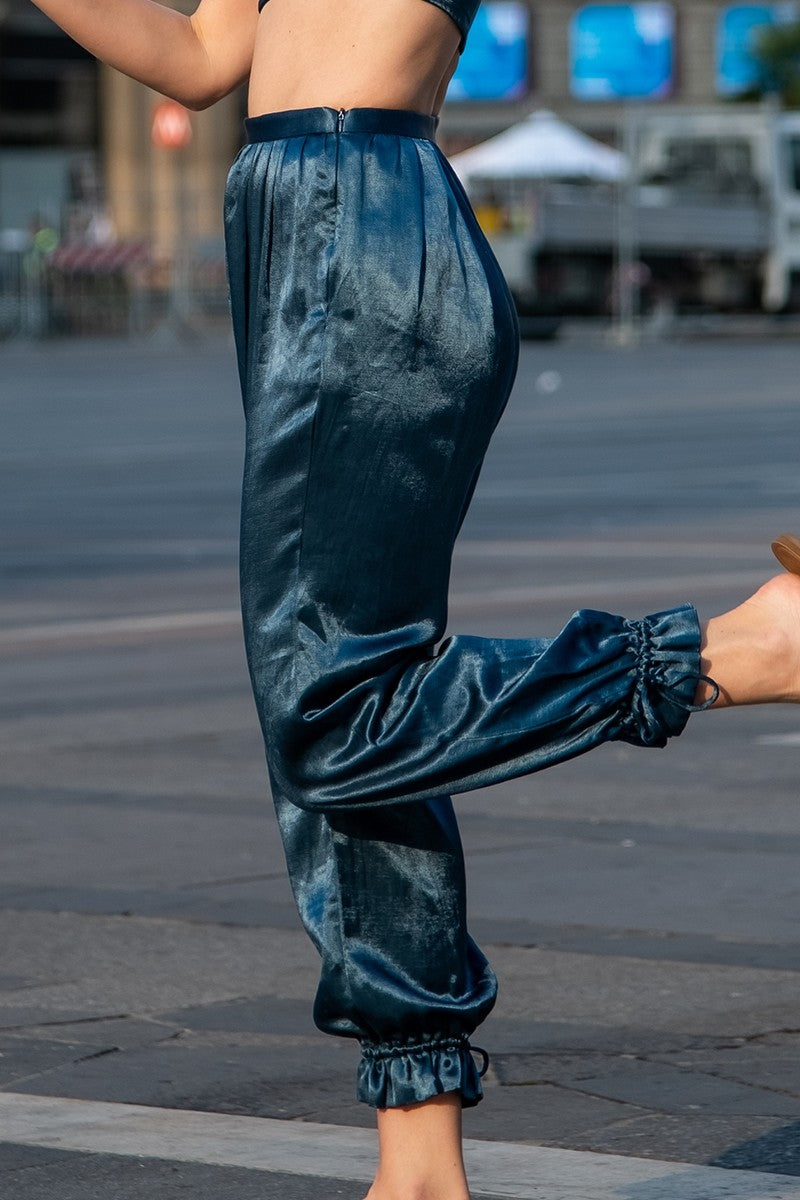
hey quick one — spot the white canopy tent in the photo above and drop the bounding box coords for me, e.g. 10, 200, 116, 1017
449, 109, 628, 184
448, 110, 638, 339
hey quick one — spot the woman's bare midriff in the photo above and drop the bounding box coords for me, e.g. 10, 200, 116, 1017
247, 0, 461, 118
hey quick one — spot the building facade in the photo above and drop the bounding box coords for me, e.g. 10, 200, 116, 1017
0, 0, 240, 253
440, 0, 781, 143
0, 1, 788, 246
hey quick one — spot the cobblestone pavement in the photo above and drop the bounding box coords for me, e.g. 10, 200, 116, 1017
3, 333, 800, 1195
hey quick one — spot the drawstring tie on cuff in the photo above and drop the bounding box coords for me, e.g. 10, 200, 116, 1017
620, 607, 717, 745
469, 1043, 490, 1077
653, 672, 720, 713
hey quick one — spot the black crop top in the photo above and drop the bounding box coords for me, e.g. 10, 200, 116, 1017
255, 0, 479, 51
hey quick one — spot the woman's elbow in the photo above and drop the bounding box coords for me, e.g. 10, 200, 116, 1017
181, 92, 215, 112
175, 77, 241, 111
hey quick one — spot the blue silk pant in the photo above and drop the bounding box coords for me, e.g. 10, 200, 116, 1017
223, 107, 703, 1109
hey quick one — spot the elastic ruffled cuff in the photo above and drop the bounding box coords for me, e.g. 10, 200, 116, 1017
620, 603, 714, 748
357, 1035, 487, 1109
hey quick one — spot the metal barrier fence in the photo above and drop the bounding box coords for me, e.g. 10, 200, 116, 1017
0, 236, 231, 339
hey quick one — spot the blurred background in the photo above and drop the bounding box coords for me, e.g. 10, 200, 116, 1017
6, 0, 800, 335
8, 6, 800, 1184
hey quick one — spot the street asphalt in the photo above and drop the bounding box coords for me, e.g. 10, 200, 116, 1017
3, 329, 800, 1196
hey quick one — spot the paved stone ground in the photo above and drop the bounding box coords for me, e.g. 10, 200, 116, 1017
3, 333, 800, 1194
0, 1145, 370, 1200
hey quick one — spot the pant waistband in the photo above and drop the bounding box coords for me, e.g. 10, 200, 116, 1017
244, 106, 438, 143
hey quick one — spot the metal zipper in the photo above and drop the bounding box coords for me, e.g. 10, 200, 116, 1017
337, 108, 346, 132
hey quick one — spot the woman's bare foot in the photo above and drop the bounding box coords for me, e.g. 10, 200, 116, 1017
697, 572, 800, 707
363, 1093, 470, 1200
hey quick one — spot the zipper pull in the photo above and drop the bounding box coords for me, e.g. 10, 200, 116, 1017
337, 108, 346, 132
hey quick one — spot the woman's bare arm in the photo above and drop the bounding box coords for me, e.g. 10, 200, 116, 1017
29, 0, 258, 109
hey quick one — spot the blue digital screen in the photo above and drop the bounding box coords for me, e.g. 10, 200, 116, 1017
570, 3, 675, 100
446, 1, 529, 102
716, 4, 797, 94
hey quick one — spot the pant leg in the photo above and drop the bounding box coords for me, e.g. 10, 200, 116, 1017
223, 122, 703, 1109
226, 130, 703, 819
224, 126, 505, 1108
275, 790, 496, 1107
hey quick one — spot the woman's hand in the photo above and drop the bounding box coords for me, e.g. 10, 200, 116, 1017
30, 0, 259, 109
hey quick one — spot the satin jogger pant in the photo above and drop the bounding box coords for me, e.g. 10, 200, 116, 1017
223, 106, 704, 1109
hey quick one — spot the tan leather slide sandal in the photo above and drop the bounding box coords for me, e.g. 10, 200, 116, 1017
771, 533, 800, 575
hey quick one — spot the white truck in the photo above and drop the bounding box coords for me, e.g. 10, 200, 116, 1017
480, 105, 800, 316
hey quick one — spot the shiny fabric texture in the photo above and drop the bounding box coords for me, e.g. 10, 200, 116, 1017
223, 106, 704, 1108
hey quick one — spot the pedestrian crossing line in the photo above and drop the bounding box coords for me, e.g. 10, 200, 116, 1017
0, 570, 768, 649
0, 609, 241, 647
1, 1092, 800, 1199
757, 732, 800, 746
449, 570, 767, 613
455, 539, 768, 560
